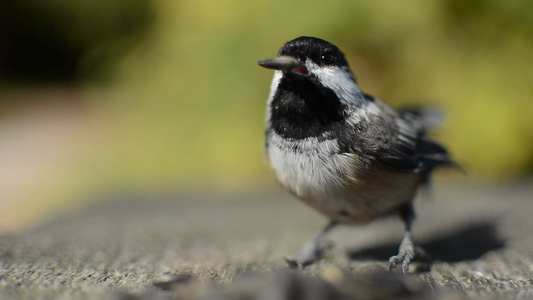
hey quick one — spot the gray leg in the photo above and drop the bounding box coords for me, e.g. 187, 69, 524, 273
388, 204, 426, 273
285, 221, 337, 268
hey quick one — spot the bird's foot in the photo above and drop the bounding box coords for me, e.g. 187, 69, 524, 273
388, 244, 427, 273
284, 241, 333, 269
284, 255, 316, 269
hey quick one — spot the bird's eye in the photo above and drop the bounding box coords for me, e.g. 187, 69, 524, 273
320, 52, 336, 65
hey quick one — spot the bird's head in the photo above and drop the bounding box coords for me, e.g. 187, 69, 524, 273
258, 36, 361, 103
259, 37, 369, 139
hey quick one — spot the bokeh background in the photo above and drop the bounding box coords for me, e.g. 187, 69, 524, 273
1, 0, 532, 231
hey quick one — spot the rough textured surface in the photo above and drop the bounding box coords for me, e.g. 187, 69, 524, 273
0, 180, 532, 299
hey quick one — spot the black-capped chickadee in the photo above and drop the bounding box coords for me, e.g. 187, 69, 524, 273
258, 36, 457, 273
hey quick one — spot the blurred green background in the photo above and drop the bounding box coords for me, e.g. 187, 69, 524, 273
0, 0, 532, 230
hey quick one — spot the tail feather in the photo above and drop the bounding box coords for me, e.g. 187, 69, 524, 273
398, 107, 445, 131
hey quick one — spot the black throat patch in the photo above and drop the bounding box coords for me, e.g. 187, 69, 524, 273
269, 76, 347, 140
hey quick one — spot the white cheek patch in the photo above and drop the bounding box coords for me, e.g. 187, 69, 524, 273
305, 61, 365, 105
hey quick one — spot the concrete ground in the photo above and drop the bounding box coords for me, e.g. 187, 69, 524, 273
0, 180, 532, 299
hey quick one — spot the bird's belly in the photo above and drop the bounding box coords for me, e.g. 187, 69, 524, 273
267, 140, 420, 223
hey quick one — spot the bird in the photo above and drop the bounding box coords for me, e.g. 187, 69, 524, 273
257, 36, 457, 273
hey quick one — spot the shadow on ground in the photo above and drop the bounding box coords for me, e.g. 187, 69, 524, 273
348, 222, 505, 263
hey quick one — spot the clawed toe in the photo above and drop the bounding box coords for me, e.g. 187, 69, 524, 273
284, 241, 333, 269
388, 253, 413, 273
388, 246, 427, 273
284, 256, 316, 269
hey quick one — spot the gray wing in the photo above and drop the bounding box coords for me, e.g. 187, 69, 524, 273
362, 95, 456, 173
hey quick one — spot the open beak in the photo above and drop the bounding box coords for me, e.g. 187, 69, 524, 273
258, 56, 309, 78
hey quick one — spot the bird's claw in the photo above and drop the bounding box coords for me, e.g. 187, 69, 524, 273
284, 241, 333, 269
388, 246, 426, 273
388, 252, 414, 273
284, 256, 317, 269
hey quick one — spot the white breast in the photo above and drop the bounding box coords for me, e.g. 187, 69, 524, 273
266, 132, 420, 223
267, 134, 359, 208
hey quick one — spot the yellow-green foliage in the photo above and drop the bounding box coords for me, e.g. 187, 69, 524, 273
28, 1, 533, 204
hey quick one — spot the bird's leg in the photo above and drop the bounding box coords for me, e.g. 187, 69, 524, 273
285, 221, 337, 268
388, 204, 427, 273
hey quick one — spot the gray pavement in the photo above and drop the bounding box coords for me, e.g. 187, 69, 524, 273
0, 180, 532, 299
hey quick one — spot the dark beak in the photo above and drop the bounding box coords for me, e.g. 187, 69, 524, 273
257, 56, 309, 78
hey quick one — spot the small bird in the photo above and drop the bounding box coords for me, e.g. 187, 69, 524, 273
258, 36, 457, 273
